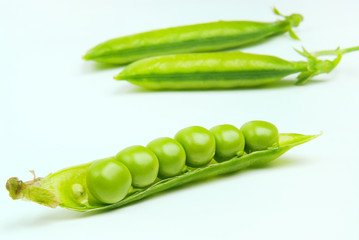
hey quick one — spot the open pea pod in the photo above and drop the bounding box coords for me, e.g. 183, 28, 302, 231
6, 133, 319, 213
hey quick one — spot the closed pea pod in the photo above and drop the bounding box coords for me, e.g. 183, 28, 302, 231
83, 8, 302, 65
115, 46, 359, 89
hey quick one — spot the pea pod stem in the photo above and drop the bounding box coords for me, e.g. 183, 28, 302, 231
312, 46, 359, 57
6, 133, 320, 213
294, 45, 359, 85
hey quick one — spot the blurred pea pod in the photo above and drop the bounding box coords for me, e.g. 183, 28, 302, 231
83, 8, 303, 65
114, 46, 359, 90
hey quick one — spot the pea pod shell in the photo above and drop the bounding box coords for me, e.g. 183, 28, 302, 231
6, 133, 320, 212
83, 11, 302, 64
115, 51, 308, 89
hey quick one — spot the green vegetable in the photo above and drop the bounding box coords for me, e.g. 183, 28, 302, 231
210, 124, 245, 162
83, 8, 302, 65
6, 122, 320, 213
115, 46, 359, 90
86, 158, 132, 204
240, 120, 279, 153
115, 145, 159, 188
147, 137, 186, 178
174, 126, 216, 167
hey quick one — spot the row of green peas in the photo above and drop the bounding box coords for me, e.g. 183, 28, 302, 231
86, 120, 279, 204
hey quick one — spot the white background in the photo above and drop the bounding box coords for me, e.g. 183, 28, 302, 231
1, 0, 358, 239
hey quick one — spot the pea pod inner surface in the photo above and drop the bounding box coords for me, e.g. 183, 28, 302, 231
6, 133, 320, 213
83, 9, 302, 65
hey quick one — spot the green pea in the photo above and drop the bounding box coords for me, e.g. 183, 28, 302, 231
210, 124, 245, 162
174, 126, 215, 167
83, 9, 302, 65
147, 137, 186, 178
240, 121, 279, 153
86, 158, 132, 204
115, 145, 159, 188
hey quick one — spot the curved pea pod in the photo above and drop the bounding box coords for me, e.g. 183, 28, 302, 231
6, 132, 320, 213
115, 46, 359, 90
83, 8, 303, 65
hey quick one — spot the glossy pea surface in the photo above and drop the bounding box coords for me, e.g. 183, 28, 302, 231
86, 158, 132, 204
174, 126, 215, 167
147, 137, 186, 178
240, 121, 279, 153
210, 124, 245, 162
115, 145, 159, 188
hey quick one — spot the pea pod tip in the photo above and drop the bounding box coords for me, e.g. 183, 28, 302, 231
114, 74, 122, 81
